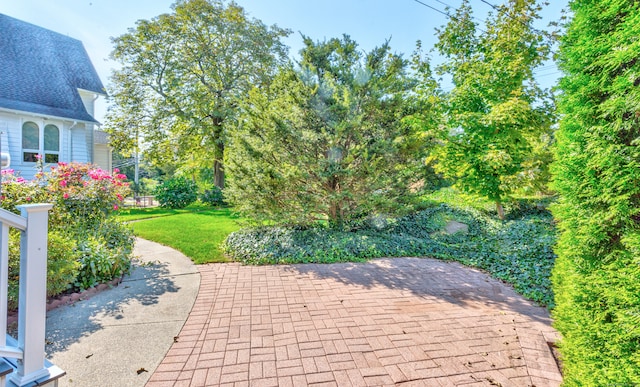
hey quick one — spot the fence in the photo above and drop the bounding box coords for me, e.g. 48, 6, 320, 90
0, 204, 63, 386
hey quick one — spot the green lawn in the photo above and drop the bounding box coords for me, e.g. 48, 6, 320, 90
117, 205, 209, 221
121, 206, 241, 264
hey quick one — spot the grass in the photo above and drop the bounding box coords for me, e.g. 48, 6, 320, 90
120, 205, 241, 264
117, 203, 212, 221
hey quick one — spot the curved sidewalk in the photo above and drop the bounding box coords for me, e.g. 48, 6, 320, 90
148, 256, 562, 386
44, 238, 200, 387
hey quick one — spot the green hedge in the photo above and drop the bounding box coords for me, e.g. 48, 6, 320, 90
224, 204, 556, 306
550, 1, 640, 384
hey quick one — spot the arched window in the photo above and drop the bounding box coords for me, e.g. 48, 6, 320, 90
22, 121, 39, 162
44, 124, 59, 163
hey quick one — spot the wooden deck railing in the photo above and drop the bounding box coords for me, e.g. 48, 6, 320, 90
0, 204, 63, 386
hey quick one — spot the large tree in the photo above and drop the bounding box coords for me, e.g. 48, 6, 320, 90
105, 0, 290, 188
225, 36, 435, 227
551, 0, 640, 384
432, 0, 554, 219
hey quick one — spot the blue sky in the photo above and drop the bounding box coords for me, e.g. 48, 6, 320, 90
2, 0, 567, 122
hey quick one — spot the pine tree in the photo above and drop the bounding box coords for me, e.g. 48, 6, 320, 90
225, 36, 433, 227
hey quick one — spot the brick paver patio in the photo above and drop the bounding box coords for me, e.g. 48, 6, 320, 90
147, 258, 561, 386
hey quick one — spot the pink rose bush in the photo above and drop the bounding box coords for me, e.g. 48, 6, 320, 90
1, 162, 134, 306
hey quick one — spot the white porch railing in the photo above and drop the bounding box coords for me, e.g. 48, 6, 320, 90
0, 204, 63, 386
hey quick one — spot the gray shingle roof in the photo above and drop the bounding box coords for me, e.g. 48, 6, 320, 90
0, 13, 106, 123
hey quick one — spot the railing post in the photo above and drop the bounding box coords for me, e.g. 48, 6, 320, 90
9, 204, 53, 386
0, 223, 9, 350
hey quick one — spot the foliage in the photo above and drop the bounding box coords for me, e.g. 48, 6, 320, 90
105, 0, 291, 188
42, 162, 130, 229
199, 186, 225, 206
153, 177, 198, 209
131, 207, 241, 264
226, 35, 436, 227
74, 234, 132, 290
429, 0, 554, 219
0, 169, 47, 212
1, 163, 134, 302
224, 203, 556, 306
550, 0, 640, 384
45, 231, 82, 296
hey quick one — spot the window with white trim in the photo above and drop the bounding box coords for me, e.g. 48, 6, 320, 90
44, 124, 59, 163
22, 121, 39, 162
22, 122, 61, 163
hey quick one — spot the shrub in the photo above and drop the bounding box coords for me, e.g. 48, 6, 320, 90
7, 230, 81, 309
550, 1, 640, 384
154, 177, 197, 209
224, 204, 557, 306
199, 186, 225, 206
42, 162, 130, 229
1, 163, 134, 299
75, 235, 132, 290
0, 169, 47, 213
46, 232, 81, 296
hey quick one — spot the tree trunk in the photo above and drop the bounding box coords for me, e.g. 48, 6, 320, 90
496, 201, 505, 220
328, 203, 343, 228
213, 141, 225, 189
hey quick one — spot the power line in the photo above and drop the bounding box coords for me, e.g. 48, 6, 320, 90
411, 0, 454, 20
411, 0, 487, 33
480, 0, 499, 11
431, 0, 454, 8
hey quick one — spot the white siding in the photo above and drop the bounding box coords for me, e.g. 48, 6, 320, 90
0, 111, 95, 179
0, 112, 26, 175
71, 124, 89, 163
93, 144, 111, 171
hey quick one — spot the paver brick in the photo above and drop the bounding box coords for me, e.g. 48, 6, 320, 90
148, 257, 561, 386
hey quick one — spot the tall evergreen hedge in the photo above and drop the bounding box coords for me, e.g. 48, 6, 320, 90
551, 1, 640, 384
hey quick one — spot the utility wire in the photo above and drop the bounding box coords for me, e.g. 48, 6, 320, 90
480, 0, 499, 11
431, 0, 454, 8
411, 0, 455, 20
411, 0, 487, 33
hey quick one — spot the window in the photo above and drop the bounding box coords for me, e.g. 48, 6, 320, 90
22, 122, 61, 163
44, 124, 59, 163
22, 121, 39, 162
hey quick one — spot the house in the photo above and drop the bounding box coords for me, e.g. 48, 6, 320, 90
0, 13, 109, 180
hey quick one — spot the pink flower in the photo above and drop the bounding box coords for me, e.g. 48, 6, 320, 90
113, 168, 120, 173
113, 204, 119, 211
116, 194, 123, 201
63, 193, 69, 199
35, 154, 42, 160
59, 180, 67, 187
116, 174, 127, 180
25, 197, 31, 201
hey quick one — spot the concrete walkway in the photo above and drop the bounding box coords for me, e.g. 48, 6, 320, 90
44, 238, 200, 386
147, 256, 562, 386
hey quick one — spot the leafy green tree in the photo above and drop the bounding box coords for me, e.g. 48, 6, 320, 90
551, 1, 640, 384
105, 0, 290, 188
432, 0, 554, 219
225, 36, 434, 227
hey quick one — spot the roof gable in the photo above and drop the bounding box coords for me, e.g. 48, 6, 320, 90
0, 14, 105, 123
